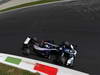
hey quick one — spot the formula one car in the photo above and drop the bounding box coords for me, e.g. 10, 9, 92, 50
22, 37, 77, 67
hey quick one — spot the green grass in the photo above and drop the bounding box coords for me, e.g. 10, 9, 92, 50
0, 0, 60, 12
0, 63, 40, 75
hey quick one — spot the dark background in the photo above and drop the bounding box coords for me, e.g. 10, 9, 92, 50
0, 0, 100, 75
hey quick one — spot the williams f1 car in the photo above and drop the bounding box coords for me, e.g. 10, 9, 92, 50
22, 37, 77, 67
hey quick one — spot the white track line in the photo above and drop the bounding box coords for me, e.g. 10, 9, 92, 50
0, 0, 76, 14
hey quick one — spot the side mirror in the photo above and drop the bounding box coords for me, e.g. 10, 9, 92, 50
71, 45, 74, 49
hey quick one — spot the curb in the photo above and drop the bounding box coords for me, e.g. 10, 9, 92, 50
0, 0, 76, 14
0, 0, 39, 10
0, 53, 89, 75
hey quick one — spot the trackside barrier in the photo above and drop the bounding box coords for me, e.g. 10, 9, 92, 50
0, 53, 89, 75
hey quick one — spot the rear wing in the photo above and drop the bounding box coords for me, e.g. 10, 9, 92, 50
24, 37, 31, 44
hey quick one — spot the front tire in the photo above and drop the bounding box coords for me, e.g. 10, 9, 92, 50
65, 57, 74, 67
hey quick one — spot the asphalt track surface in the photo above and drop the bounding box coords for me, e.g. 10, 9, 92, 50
0, 0, 100, 75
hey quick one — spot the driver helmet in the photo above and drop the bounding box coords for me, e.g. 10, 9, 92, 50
64, 41, 70, 46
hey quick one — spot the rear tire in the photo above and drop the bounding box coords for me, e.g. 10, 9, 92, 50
23, 48, 31, 55
48, 54, 57, 63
